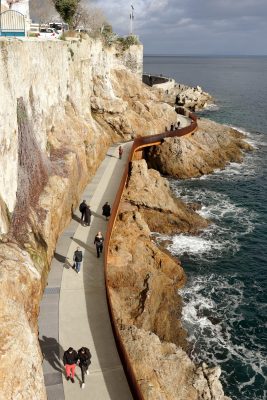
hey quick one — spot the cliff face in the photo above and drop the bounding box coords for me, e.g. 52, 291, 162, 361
108, 160, 230, 400
0, 38, 179, 399
145, 118, 253, 178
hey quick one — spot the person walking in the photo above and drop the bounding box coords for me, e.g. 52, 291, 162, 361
119, 145, 123, 159
79, 200, 87, 225
77, 347, 92, 389
94, 232, 104, 258
84, 205, 91, 226
63, 347, 78, 383
73, 247, 83, 273
102, 202, 111, 221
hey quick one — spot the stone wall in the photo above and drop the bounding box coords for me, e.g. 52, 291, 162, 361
0, 37, 143, 234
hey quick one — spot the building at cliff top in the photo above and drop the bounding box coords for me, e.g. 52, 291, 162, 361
0, 0, 30, 36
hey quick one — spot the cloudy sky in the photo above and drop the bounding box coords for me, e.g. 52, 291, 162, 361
90, 0, 267, 55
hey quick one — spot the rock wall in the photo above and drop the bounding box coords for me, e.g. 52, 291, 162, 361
0, 37, 175, 235
0, 37, 179, 399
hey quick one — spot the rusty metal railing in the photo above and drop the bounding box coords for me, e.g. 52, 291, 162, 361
104, 112, 197, 399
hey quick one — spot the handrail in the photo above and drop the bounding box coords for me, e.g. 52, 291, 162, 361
104, 112, 197, 399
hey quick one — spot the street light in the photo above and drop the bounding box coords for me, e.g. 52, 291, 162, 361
130, 4, 134, 35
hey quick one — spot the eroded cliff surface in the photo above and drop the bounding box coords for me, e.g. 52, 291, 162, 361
0, 38, 178, 399
108, 160, 230, 400
145, 118, 253, 178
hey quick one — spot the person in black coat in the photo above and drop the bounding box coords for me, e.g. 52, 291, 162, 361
77, 347, 92, 389
94, 232, 104, 258
102, 202, 111, 220
79, 200, 87, 224
63, 347, 78, 383
84, 205, 91, 226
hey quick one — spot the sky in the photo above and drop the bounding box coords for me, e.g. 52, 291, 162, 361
89, 0, 267, 55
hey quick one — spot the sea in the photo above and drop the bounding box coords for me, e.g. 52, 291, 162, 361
144, 55, 267, 400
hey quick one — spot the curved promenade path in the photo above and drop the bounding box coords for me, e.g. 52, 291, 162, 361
38, 115, 192, 399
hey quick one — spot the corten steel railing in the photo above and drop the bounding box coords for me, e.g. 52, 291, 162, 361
104, 112, 197, 399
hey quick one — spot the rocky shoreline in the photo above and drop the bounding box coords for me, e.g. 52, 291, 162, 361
108, 121, 253, 399
0, 37, 252, 399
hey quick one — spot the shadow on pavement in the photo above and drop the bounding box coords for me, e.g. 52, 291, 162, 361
72, 213, 81, 223
71, 237, 97, 257
39, 335, 65, 374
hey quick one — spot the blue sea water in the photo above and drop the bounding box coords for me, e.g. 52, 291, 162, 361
144, 56, 267, 400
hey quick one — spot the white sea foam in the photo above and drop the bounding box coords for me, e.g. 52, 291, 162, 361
167, 234, 226, 257
179, 274, 266, 400
203, 103, 219, 111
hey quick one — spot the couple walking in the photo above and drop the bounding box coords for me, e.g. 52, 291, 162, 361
63, 346, 91, 389
79, 200, 91, 226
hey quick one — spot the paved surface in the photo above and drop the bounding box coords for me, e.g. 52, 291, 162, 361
38, 117, 192, 400
39, 143, 132, 400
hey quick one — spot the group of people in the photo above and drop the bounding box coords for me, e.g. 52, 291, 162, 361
63, 346, 91, 389
169, 121, 181, 131
79, 200, 111, 225
64, 147, 124, 386
72, 200, 110, 273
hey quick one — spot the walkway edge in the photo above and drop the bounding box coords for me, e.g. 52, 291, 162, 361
103, 112, 198, 399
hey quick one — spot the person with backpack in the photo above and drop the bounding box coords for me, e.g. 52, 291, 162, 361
77, 347, 92, 389
63, 347, 78, 383
79, 200, 87, 225
102, 202, 111, 221
73, 247, 83, 273
94, 232, 104, 258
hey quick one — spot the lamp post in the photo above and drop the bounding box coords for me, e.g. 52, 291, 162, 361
130, 4, 134, 35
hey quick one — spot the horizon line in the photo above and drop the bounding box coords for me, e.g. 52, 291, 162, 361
144, 53, 267, 57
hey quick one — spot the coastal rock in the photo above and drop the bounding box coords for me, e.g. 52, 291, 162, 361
0, 242, 45, 400
124, 159, 208, 234
174, 85, 212, 110
146, 118, 253, 178
93, 69, 178, 139
108, 208, 188, 348
108, 157, 231, 399
154, 82, 213, 111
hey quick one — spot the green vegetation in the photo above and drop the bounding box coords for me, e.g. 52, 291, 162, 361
52, 0, 80, 29
116, 35, 140, 50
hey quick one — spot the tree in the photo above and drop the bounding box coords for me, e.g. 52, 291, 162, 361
52, 0, 80, 29
72, 3, 107, 36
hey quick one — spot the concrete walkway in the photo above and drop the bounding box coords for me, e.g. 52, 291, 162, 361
38, 116, 192, 399
39, 143, 133, 400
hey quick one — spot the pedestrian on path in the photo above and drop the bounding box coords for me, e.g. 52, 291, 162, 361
63, 347, 78, 383
102, 202, 111, 221
84, 205, 91, 226
77, 347, 92, 389
119, 145, 123, 159
73, 247, 83, 273
94, 232, 104, 258
79, 200, 87, 225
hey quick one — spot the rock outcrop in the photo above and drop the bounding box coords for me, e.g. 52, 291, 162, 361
108, 160, 230, 399
153, 81, 213, 111
124, 159, 208, 234
0, 38, 179, 399
145, 118, 253, 178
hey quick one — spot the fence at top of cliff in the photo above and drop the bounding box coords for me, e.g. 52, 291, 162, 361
0, 10, 26, 37
103, 111, 197, 399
